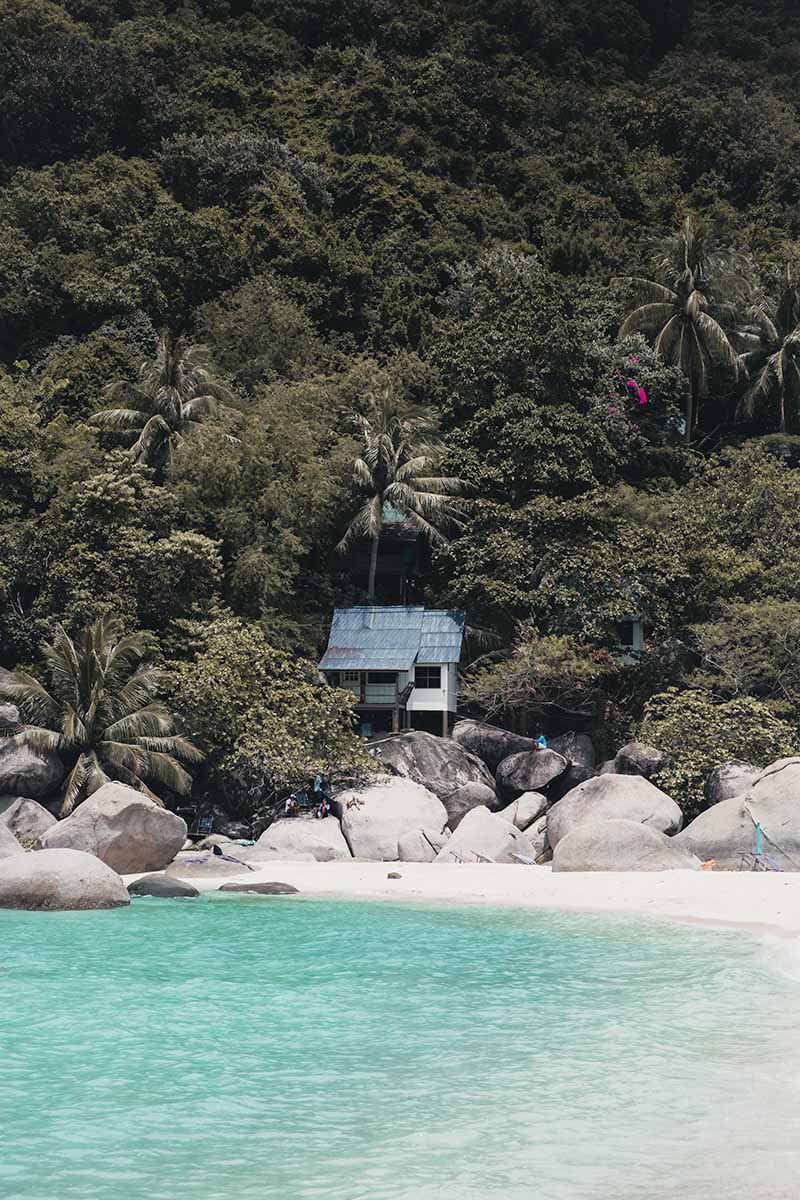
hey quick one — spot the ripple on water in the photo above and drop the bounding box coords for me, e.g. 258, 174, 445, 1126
1, 896, 799, 1200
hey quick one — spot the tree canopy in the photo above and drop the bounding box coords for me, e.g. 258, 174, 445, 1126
0, 616, 202, 813
2, 0, 800, 803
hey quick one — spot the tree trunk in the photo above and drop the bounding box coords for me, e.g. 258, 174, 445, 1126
367, 534, 380, 600
684, 388, 693, 445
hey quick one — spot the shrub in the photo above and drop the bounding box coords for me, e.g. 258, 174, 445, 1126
171, 613, 372, 811
639, 688, 797, 820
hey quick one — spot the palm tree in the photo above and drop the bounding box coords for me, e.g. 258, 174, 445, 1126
337, 393, 467, 599
615, 217, 741, 442
737, 266, 800, 433
0, 617, 203, 815
91, 332, 234, 469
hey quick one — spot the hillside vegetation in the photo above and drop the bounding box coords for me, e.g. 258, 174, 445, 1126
2, 0, 800, 810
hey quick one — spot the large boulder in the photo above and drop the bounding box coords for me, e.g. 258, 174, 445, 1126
612, 742, 667, 780
495, 749, 568, 803
0, 797, 57, 843
444, 782, 499, 830
218, 881, 299, 895
247, 816, 351, 862
0, 822, 24, 858
0, 738, 63, 799
553, 819, 701, 873
547, 762, 595, 803
38, 782, 187, 873
127, 874, 200, 898
451, 720, 536, 773
546, 774, 683, 850
675, 758, 800, 870
434, 805, 537, 864
196, 834, 233, 850
546, 733, 596, 801
165, 853, 250, 879
749, 758, 800, 803
397, 827, 450, 862
549, 732, 596, 771
373, 731, 495, 804
0, 848, 129, 911
336, 777, 448, 861
704, 762, 761, 808
498, 791, 548, 831
238, 846, 317, 864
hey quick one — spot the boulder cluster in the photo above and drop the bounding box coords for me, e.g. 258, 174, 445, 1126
0, 779, 187, 911
202, 727, 799, 875
1, 721, 799, 911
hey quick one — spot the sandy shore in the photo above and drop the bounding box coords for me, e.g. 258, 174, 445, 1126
125, 859, 800, 938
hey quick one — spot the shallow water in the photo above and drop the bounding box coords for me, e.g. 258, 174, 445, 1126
1, 895, 799, 1200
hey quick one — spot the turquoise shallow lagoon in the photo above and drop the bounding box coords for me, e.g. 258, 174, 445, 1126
2, 894, 799, 1200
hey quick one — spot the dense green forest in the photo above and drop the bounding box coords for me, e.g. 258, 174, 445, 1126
2, 0, 800, 813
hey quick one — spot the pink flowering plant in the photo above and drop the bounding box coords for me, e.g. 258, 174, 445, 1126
601, 337, 685, 445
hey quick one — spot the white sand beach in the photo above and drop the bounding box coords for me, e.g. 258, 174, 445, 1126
126, 860, 800, 938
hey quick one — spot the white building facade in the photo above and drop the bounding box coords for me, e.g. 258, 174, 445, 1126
318, 606, 465, 737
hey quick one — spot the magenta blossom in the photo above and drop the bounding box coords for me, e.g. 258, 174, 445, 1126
628, 355, 639, 365
608, 406, 616, 414
626, 378, 637, 389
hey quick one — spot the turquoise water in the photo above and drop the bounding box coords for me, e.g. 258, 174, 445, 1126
1, 896, 799, 1200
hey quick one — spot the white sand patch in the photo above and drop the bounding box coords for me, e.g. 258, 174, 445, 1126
123, 859, 800, 937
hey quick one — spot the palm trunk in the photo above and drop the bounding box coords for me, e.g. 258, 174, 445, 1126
367, 534, 380, 600
685, 388, 693, 445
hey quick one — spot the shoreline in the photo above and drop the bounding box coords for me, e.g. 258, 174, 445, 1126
125, 860, 800, 939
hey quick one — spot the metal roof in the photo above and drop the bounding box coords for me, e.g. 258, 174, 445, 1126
318, 606, 465, 671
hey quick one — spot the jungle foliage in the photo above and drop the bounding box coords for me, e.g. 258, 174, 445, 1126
2, 0, 800, 809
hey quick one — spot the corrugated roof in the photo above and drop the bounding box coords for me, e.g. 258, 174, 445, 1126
418, 609, 465, 664
318, 606, 465, 671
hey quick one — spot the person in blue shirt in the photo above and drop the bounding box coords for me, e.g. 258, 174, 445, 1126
535, 733, 548, 749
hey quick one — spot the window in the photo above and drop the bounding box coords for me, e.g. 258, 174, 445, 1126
365, 672, 396, 704
415, 665, 441, 689
617, 621, 635, 648
340, 670, 361, 699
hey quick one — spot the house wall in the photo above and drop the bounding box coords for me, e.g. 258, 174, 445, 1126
406, 661, 457, 713
326, 664, 457, 714
332, 670, 409, 705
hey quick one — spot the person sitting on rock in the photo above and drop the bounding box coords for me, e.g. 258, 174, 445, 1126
535, 733, 548, 750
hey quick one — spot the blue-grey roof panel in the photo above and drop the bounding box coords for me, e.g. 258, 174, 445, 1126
318, 606, 465, 670
418, 609, 465, 663
319, 647, 417, 670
